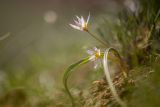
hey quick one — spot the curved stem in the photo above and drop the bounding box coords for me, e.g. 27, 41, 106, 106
63, 57, 89, 107
86, 30, 108, 47
103, 48, 128, 107
64, 79, 75, 107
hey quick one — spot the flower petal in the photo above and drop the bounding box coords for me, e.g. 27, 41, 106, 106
86, 12, 90, 24
76, 16, 81, 23
74, 19, 81, 26
93, 47, 98, 51
89, 55, 95, 61
87, 49, 94, 55
94, 61, 98, 69
81, 16, 85, 27
94, 59, 101, 69
69, 24, 81, 30
97, 49, 101, 55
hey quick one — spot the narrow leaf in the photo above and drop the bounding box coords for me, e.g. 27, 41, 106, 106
63, 57, 89, 107
103, 48, 127, 107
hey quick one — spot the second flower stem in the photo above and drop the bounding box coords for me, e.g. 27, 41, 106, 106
86, 30, 108, 47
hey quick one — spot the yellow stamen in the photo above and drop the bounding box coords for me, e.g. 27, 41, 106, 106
95, 52, 101, 59
83, 23, 88, 31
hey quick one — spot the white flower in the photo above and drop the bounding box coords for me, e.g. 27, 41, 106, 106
87, 47, 102, 68
69, 13, 90, 31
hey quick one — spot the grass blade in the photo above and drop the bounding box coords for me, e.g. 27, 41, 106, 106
103, 48, 127, 107
63, 57, 89, 107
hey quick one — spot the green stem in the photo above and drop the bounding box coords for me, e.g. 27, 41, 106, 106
86, 30, 108, 47
147, 8, 160, 39
103, 48, 128, 107
63, 57, 89, 107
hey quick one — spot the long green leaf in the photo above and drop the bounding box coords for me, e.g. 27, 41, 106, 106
63, 57, 89, 107
103, 48, 127, 107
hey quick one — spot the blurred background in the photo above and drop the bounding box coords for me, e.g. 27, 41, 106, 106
1, 0, 159, 107
0, 1, 124, 86
0, 0, 124, 70
0, 0, 126, 106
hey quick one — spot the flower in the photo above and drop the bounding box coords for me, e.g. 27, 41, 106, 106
69, 13, 90, 31
87, 47, 102, 68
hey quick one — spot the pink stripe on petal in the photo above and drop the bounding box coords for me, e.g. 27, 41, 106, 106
74, 20, 81, 26
93, 47, 98, 51
87, 50, 94, 55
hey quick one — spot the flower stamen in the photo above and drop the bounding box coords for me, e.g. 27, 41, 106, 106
87, 47, 102, 68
